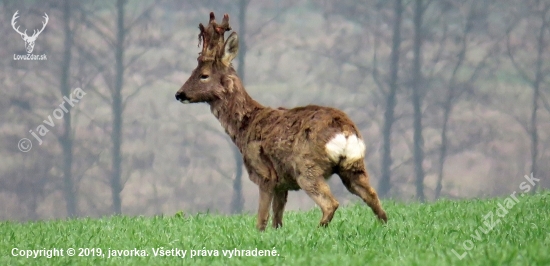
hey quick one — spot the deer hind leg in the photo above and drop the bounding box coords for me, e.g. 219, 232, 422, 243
296, 174, 339, 227
257, 188, 273, 231
272, 190, 288, 229
338, 166, 387, 223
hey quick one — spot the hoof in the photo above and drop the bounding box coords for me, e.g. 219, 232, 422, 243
378, 211, 388, 223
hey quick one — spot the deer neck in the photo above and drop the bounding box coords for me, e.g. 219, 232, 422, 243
209, 80, 264, 147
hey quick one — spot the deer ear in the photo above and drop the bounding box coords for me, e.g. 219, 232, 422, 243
221, 32, 238, 66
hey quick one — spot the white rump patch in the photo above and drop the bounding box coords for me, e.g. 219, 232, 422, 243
325, 133, 366, 165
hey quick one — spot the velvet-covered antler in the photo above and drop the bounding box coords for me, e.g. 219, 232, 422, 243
198, 12, 232, 62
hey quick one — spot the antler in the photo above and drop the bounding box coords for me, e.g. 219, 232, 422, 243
11, 11, 49, 39
11, 11, 27, 36
31, 13, 49, 38
197, 12, 232, 62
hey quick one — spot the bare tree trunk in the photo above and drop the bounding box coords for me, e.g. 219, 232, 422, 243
230, 0, 250, 214
379, 0, 402, 198
111, 0, 125, 214
530, 6, 547, 194
412, 0, 426, 202
435, 95, 452, 199
60, 0, 77, 217
435, 13, 472, 199
237, 0, 249, 83
230, 144, 244, 213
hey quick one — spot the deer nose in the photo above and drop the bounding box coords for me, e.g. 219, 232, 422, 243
175, 91, 190, 103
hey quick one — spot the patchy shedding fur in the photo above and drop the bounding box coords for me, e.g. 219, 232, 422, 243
176, 12, 387, 231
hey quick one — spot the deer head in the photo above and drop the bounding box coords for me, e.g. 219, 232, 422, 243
175, 12, 239, 104
12, 11, 49, 54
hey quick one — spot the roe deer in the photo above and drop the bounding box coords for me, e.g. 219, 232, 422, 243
175, 12, 387, 231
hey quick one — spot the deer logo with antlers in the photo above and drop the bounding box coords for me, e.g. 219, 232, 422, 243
11, 11, 49, 54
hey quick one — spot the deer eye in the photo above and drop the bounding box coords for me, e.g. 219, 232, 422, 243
200, 74, 209, 80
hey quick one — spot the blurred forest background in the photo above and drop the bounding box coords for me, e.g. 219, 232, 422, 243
1, 0, 549, 221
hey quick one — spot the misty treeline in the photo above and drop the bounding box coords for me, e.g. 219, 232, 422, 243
0, 0, 548, 221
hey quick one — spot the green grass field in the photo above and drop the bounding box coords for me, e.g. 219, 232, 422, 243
2, 191, 549, 266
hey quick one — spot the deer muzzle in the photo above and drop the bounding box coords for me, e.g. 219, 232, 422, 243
175, 91, 190, 104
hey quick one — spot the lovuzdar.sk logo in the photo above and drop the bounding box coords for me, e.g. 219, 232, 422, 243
11, 10, 48, 61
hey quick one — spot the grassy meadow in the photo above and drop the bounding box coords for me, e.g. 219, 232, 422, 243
1, 191, 549, 266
